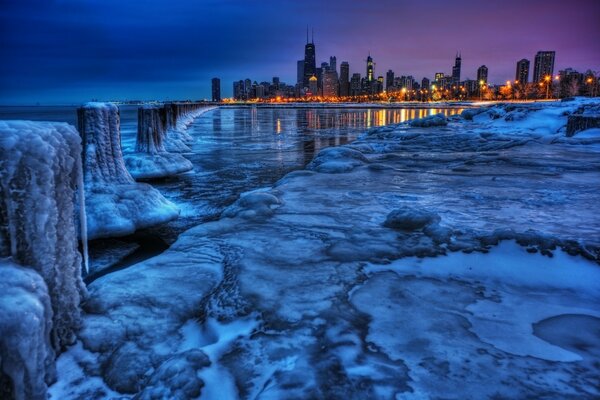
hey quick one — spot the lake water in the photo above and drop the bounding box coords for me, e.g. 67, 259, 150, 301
0, 105, 463, 269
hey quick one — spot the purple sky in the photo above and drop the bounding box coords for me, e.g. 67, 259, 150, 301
1, 0, 599, 103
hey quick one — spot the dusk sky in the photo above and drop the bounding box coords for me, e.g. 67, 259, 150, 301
1, 0, 599, 104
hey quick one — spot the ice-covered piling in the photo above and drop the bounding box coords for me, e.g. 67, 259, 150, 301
125, 106, 194, 180
0, 120, 87, 399
77, 103, 179, 239
136, 106, 167, 154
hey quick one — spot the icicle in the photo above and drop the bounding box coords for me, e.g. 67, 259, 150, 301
77, 150, 89, 275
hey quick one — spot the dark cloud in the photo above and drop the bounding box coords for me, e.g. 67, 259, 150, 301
1, 0, 599, 104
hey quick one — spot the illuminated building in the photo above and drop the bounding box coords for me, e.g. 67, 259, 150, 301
477, 65, 488, 84
533, 51, 555, 82
515, 59, 529, 84
339, 62, 350, 97
452, 52, 461, 84
308, 75, 318, 96
366, 54, 374, 82
303, 29, 316, 87
386, 70, 395, 91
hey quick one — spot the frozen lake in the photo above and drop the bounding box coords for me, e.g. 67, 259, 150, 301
0, 105, 463, 272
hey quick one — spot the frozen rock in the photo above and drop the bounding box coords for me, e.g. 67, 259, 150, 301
221, 190, 281, 219
408, 113, 447, 127
135, 349, 210, 400
77, 103, 179, 239
0, 120, 86, 350
307, 146, 368, 173
0, 260, 54, 400
384, 208, 441, 231
125, 151, 193, 180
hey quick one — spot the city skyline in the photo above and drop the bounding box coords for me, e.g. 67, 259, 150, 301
1, 0, 599, 104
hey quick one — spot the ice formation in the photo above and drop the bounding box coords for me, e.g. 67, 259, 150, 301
0, 120, 88, 399
77, 103, 179, 239
52, 99, 600, 398
0, 260, 54, 400
124, 106, 193, 180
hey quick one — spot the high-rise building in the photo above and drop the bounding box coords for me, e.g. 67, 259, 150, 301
211, 78, 221, 102
339, 61, 350, 97
303, 29, 316, 87
272, 77, 280, 90
386, 70, 395, 91
366, 55, 374, 82
533, 51, 555, 82
421, 77, 430, 90
477, 65, 488, 84
515, 59, 530, 84
452, 52, 461, 84
350, 73, 361, 96
244, 78, 252, 97
323, 69, 339, 97
308, 75, 318, 96
297, 60, 304, 85
329, 56, 337, 74
233, 80, 243, 100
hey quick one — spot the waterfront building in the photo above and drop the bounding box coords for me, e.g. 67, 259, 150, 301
366, 54, 374, 82
515, 59, 530, 84
386, 70, 395, 91
533, 51, 555, 82
329, 56, 337, 73
323, 69, 339, 97
308, 75, 318, 96
421, 77, 430, 90
211, 77, 221, 102
452, 53, 461, 84
477, 65, 488, 84
297, 60, 304, 85
350, 73, 361, 96
303, 30, 316, 87
339, 62, 350, 97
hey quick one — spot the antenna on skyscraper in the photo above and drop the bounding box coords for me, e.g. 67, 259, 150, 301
312, 28, 314, 44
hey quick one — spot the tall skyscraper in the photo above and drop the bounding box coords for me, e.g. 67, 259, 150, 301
329, 56, 337, 74
477, 65, 488, 84
297, 60, 304, 85
533, 51, 555, 82
339, 62, 350, 97
434, 72, 445, 82
211, 78, 221, 102
386, 70, 395, 91
452, 52, 461, 84
515, 59, 530, 84
366, 54, 374, 82
303, 29, 316, 87
233, 80, 243, 100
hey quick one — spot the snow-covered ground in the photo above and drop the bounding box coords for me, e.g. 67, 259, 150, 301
52, 99, 599, 399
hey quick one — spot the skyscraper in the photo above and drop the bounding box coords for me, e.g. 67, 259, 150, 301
297, 60, 304, 86
366, 55, 374, 82
533, 51, 555, 82
386, 70, 395, 91
452, 52, 461, 84
211, 78, 221, 102
303, 29, 316, 87
329, 56, 337, 74
308, 75, 318, 96
421, 77, 430, 90
339, 62, 350, 97
323, 69, 339, 97
515, 59, 530, 84
350, 73, 361, 96
477, 65, 488, 84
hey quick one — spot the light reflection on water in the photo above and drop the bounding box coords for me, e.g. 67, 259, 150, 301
0, 105, 462, 241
